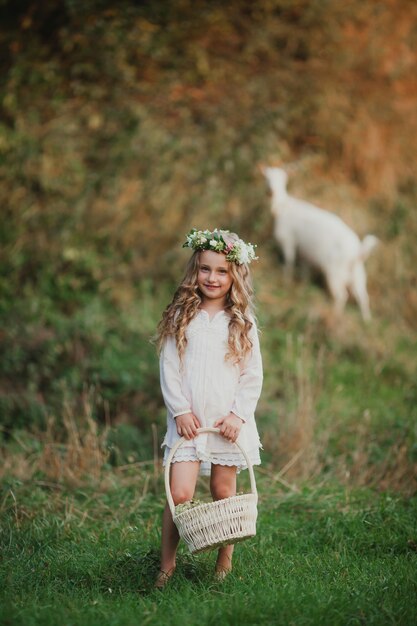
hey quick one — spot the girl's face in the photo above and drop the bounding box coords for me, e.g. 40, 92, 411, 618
197, 250, 233, 305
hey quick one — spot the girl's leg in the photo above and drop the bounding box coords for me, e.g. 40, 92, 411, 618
159, 460, 200, 575
210, 464, 237, 574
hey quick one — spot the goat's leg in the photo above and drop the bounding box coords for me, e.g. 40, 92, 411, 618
326, 271, 349, 315
299, 258, 312, 283
350, 262, 371, 321
280, 238, 296, 283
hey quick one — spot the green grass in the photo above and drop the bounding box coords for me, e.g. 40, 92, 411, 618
1, 476, 416, 626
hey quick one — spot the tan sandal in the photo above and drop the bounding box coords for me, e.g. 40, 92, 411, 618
214, 565, 232, 581
154, 568, 175, 589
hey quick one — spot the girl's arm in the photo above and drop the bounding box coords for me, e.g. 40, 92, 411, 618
214, 412, 244, 443
159, 335, 192, 420
230, 320, 263, 425
160, 336, 201, 439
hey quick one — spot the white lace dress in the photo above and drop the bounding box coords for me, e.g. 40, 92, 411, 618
160, 309, 263, 475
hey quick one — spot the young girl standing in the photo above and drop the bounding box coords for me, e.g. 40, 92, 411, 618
155, 228, 263, 587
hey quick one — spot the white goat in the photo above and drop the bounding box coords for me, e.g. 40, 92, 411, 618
262, 166, 378, 320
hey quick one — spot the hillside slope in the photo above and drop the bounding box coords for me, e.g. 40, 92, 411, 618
1, 0, 416, 491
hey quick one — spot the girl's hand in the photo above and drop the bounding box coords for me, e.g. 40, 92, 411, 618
175, 412, 201, 440
214, 412, 243, 443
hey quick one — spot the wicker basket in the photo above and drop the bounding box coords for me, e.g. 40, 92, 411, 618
165, 427, 258, 554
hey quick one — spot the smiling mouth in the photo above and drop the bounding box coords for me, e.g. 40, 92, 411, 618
204, 284, 219, 289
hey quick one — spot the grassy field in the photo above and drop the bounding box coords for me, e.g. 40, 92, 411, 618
1, 1, 417, 623
1, 468, 417, 626
1, 269, 416, 624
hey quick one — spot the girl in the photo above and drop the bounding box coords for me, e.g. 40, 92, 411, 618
155, 228, 263, 587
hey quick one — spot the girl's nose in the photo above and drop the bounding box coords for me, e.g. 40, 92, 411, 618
208, 272, 216, 282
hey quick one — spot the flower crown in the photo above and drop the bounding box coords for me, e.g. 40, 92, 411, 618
182, 228, 258, 265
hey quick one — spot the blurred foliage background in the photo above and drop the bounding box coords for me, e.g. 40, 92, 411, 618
1, 0, 416, 490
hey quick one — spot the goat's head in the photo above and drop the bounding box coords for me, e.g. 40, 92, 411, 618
261, 166, 288, 197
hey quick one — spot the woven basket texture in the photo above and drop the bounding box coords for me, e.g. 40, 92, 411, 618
174, 493, 258, 554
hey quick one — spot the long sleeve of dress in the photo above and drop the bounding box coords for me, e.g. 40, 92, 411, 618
231, 322, 263, 424
159, 336, 192, 419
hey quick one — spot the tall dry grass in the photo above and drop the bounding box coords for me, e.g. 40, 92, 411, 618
260, 326, 416, 496
1, 415, 108, 487
277, 334, 325, 480
261, 332, 327, 490
0, 388, 114, 488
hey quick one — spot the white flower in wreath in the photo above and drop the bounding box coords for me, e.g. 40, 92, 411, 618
237, 241, 250, 264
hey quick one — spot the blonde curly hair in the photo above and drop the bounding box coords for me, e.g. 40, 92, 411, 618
156, 248, 255, 363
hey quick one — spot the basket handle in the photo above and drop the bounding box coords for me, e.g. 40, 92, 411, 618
164, 427, 258, 517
